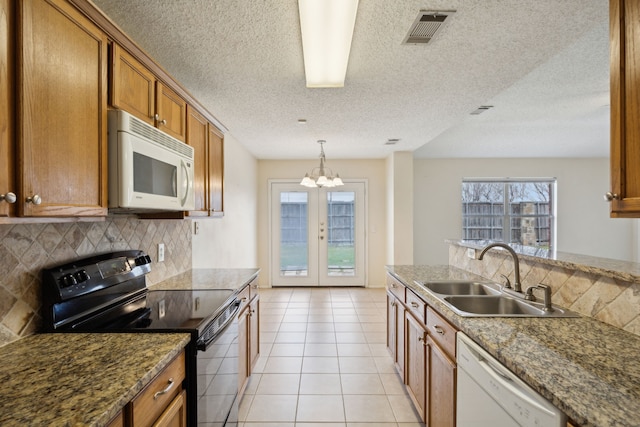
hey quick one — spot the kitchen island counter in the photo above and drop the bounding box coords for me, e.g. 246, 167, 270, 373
387, 264, 640, 427
0, 332, 190, 426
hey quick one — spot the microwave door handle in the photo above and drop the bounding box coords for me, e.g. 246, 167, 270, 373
180, 160, 190, 207
172, 167, 178, 197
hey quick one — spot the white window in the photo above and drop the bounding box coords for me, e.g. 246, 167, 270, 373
461, 178, 556, 250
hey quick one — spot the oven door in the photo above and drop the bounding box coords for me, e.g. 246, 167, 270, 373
197, 300, 241, 426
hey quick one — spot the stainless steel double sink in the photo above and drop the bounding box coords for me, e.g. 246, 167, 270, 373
415, 280, 579, 317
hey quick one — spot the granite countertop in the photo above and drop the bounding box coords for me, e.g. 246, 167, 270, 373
387, 265, 640, 427
0, 332, 190, 427
148, 268, 260, 291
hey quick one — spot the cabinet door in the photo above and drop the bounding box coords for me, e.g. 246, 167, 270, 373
208, 125, 224, 216
610, 0, 640, 216
151, 390, 187, 427
249, 295, 260, 370
156, 82, 187, 142
238, 305, 250, 395
386, 293, 397, 361
18, 0, 108, 217
111, 44, 155, 125
405, 313, 427, 422
386, 292, 405, 378
428, 336, 456, 427
0, 0, 14, 217
186, 106, 210, 216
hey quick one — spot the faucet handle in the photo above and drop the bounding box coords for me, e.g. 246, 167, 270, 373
499, 274, 512, 289
524, 286, 537, 301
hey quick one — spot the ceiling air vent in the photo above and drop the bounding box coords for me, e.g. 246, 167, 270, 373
402, 10, 456, 45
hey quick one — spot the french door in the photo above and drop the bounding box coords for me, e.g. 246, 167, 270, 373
270, 181, 366, 287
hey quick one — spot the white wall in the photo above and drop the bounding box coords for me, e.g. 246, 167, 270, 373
257, 159, 387, 287
414, 157, 635, 264
386, 152, 414, 264
192, 133, 258, 268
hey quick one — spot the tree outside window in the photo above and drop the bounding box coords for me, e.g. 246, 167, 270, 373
461, 179, 556, 250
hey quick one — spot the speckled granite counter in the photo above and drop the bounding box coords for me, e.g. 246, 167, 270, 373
148, 268, 259, 291
0, 332, 190, 427
387, 265, 640, 427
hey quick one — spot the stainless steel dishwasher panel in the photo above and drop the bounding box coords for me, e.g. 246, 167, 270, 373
456, 332, 566, 427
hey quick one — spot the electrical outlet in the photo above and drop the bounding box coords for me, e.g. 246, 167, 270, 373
158, 299, 166, 318
194, 221, 200, 235
158, 243, 165, 262
466, 248, 476, 259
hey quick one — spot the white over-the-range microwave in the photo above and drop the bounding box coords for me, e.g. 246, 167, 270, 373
108, 109, 195, 212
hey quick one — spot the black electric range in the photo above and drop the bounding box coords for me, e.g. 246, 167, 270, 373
41, 250, 242, 427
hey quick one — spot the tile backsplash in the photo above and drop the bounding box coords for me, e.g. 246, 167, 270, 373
449, 243, 640, 336
0, 217, 192, 347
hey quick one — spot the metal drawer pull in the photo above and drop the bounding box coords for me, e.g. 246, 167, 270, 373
411, 302, 420, 308
433, 325, 445, 335
418, 334, 428, 346
153, 378, 175, 400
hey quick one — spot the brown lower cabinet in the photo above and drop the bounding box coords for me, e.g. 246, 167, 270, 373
386, 273, 458, 427
126, 350, 186, 427
238, 280, 260, 397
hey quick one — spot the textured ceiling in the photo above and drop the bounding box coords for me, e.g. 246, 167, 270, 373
92, 0, 609, 159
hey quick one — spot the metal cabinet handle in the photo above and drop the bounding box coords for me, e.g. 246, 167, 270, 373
418, 334, 428, 346
154, 114, 167, 126
0, 192, 16, 204
604, 192, 619, 202
26, 194, 42, 205
433, 325, 445, 335
411, 302, 419, 308
153, 378, 175, 400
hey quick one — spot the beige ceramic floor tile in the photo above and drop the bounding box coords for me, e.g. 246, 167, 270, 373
255, 373, 300, 395
340, 373, 386, 395
262, 356, 303, 373
301, 356, 340, 373
388, 394, 424, 423
270, 343, 305, 357
343, 395, 396, 423
338, 356, 378, 373
299, 373, 342, 394
244, 395, 298, 422
296, 395, 346, 422
304, 343, 338, 357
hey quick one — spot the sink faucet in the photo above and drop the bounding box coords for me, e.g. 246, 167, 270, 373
525, 284, 554, 313
477, 242, 522, 292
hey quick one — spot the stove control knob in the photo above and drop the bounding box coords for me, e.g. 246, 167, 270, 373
135, 255, 151, 266
60, 274, 77, 288
74, 270, 90, 283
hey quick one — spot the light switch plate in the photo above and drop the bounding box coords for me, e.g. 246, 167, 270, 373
466, 248, 476, 259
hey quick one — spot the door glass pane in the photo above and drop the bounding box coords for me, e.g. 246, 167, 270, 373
280, 192, 308, 277
326, 191, 355, 277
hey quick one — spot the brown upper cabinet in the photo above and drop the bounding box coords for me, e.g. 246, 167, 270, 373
0, 0, 13, 218
16, 0, 108, 218
111, 44, 187, 142
609, 0, 640, 217
186, 106, 224, 217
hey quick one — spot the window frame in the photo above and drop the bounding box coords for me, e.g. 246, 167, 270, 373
461, 177, 557, 250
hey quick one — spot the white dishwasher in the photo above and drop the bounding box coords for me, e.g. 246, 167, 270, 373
457, 333, 567, 427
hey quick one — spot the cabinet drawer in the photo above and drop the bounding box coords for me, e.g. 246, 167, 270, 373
426, 307, 457, 359
237, 285, 251, 312
386, 274, 405, 301
129, 351, 186, 427
406, 290, 426, 323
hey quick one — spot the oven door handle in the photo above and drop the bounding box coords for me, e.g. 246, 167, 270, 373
197, 300, 241, 351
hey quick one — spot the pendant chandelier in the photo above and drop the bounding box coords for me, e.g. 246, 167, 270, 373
300, 140, 344, 188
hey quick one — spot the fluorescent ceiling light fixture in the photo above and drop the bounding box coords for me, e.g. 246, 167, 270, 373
298, 0, 359, 88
